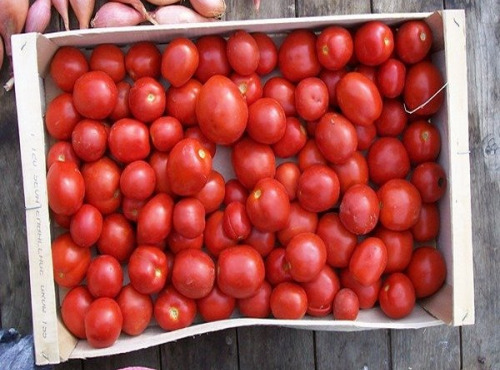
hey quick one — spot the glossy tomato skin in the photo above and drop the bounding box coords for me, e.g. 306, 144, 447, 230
204, 211, 237, 257
403, 120, 441, 164
274, 162, 301, 201
410, 162, 447, 203
154, 285, 197, 331
161, 37, 199, 87
315, 112, 358, 165
197, 285, 236, 322
173, 198, 206, 239
71, 119, 108, 162
272, 117, 308, 159
277, 202, 318, 246
136, 193, 174, 245
298, 139, 327, 171
411, 202, 440, 242
128, 77, 166, 123
50, 46, 89, 92
297, 164, 340, 213
301, 265, 340, 317
379, 272, 416, 319
231, 73, 263, 106
355, 124, 377, 151
70, 204, 103, 248
337, 72, 383, 126
196, 75, 248, 145
374, 98, 408, 137
84, 297, 123, 348
376, 58, 406, 98
406, 246, 446, 298
167, 138, 212, 196
184, 126, 217, 158
354, 21, 394, 66
244, 227, 275, 258
396, 20, 433, 64
286, 232, 327, 283
89, 44, 126, 83
270, 282, 308, 319
109, 81, 131, 121
116, 284, 153, 336
252, 32, 278, 76
378, 179, 422, 231
349, 237, 388, 286
47, 161, 85, 216
320, 69, 347, 107
263, 77, 296, 117
61, 285, 93, 339
232, 138, 276, 190
238, 280, 272, 318
195, 35, 231, 83
86, 255, 123, 298
167, 231, 203, 254
316, 26, 353, 71
217, 245, 265, 299
224, 179, 248, 205
367, 137, 411, 186
317, 213, 357, 268
125, 41, 161, 80
294, 77, 329, 121
97, 213, 135, 262
73, 71, 118, 120
45, 93, 82, 140
404, 61, 444, 116
108, 118, 150, 163
340, 269, 381, 309
333, 288, 359, 320
128, 245, 169, 295
227, 30, 260, 76
193, 170, 226, 214
374, 226, 414, 274
247, 97, 286, 144
331, 151, 369, 195
119, 160, 156, 201
149, 151, 172, 195
265, 248, 293, 286
339, 183, 380, 235
223, 201, 251, 241
278, 29, 321, 82
165, 79, 202, 127
172, 248, 215, 299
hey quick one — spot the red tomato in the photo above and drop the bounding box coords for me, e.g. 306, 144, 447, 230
238, 280, 272, 318
297, 164, 340, 213
336, 72, 383, 126
70, 204, 103, 248
120, 160, 156, 200
47, 161, 85, 216
136, 193, 174, 245
396, 20, 433, 64
410, 162, 447, 203
45, 93, 82, 140
197, 285, 236, 322
224, 179, 248, 205
217, 245, 265, 299
128, 77, 166, 123
61, 285, 93, 339
316, 26, 353, 71
230, 72, 263, 105
50, 46, 89, 92
204, 211, 237, 257
165, 79, 202, 127
349, 237, 388, 286
247, 98, 286, 144
301, 265, 340, 317
404, 61, 444, 116
331, 151, 369, 195
374, 98, 408, 137
274, 162, 301, 201
89, 44, 126, 83
47, 141, 80, 168
319, 69, 347, 107
73, 71, 118, 120
340, 269, 381, 309
270, 282, 308, 319
71, 119, 108, 162
354, 21, 394, 66
272, 117, 307, 159
317, 213, 357, 268
339, 183, 380, 235
173, 197, 206, 239
295, 77, 329, 121
265, 248, 293, 286
286, 232, 327, 283
184, 126, 217, 158
84, 297, 123, 348
378, 179, 422, 231
167, 232, 203, 254
86, 255, 123, 298
167, 138, 212, 196
227, 30, 260, 75
333, 288, 359, 320
120, 197, 147, 223
97, 213, 135, 263
355, 124, 377, 151
195, 35, 231, 83
379, 272, 416, 319
223, 201, 251, 241
315, 112, 358, 165
172, 248, 215, 299
402, 120, 441, 164
246, 178, 291, 232
367, 137, 411, 186
277, 202, 318, 247
161, 37, 199, 87
278, 29, 321, 82
196, 75, 248, 145
406, 246, 446, 298
128, 245, 169, 295
154, 285, 196, 331
193, 170, 226, 214
125, 41, 161, 80
243, 227, 275, 258
109, 81, 131, 121
149, 151, 172, 195
298, 139, 327, 171
411, 202, 440, 242
263, 77, 296, 116
374, 226, 414, 274
252, 32, 278, 76
116, 284, 153, 336
108, 118, 150, 163
376, 58, 406, 98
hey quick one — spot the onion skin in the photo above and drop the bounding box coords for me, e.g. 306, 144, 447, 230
153, 5, 216, 24
0, 36, 4, 71
190, 0, 226, 18
25, 0, 52, 33
114, 0, 158, 25
69, 0, 95, 29
0, 0, 29, 57
144, 0, 180, 5
52, 0, 70, 31
91, 2, 146, 28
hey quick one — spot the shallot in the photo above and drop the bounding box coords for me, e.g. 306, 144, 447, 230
0, 36, 4, 71
0, 0, 29, 57
254, 0, 260, 11
91, 2, 146, 28
144, 0, 180, 5
52, 0, 70, 31
69, 0, 95, 29
190, 0, 226, 18
114, 0, 158, 25
153, 5, 216, 24
25, 0, 52, 33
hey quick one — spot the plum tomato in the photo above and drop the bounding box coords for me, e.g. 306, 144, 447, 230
317, 213, 357, 268
404, 61, 445, 116
50, 46, 89, 92
125, 41, 161, 80
165, 79, 202, 127
173, 198, 206, 239
355, 124, 377, 151
136, 193, 174, 245
128, 245, 169, 295
197, 285, 236, 322
84, 297, 123, 348
247, 97, 286, 144
70, 204, 103, 248
109, 81, 131, 121
154, 285, 196, 331
184, 126, 217, 158
72, 71, 118, 120
195, 35, 231, 83
45, 93, 82, 140
379, 272, 416, 319
354, 21, 394, 66
167, 231, 204, 254
86, 255, 123, 298
410, 162, 447, 203
244, 227, 275, 258
149, 151, 172, 195
396, 20, 433, 64
316, 26, 353, 71
315, 112, 358, 165
47, 161, 85, 216
270, 282, 308, 319
376, 58, 406, 99
274, 162, 301, 201
277, 202, 318, 247
406, 246, 446, 298
374, 98, 408, 137
331, 151, 369, 195
285, 232, 327, 283
263, 77, 296, 116
120, 160, 156, 201
339, 183, 380, 235
320, 68, 347, 107
367, 137, 411, 186
410, 202, 440, 242
71, 119, 108, 162
194, 170, 226, 214
349, 237, 388, 286
298, 139, 327, 171
297, 164, 340, 213
204, 211, 237, 257
252, 32, 278, 76
61, 285, 93, 339
116, 284, 153, 336
333, 288, 359, 320
301, 265, 340, 317
294, 77, 329, 121
403, 120, 441, 164
161, 37, 199, 87
227, 30, 260, 76
89, 44, 126, 83
172, 248, 215, 299
265, 248, 293, 286
224, 179, 248, 205
128, 77, 166, 123
223, 201, 251, 241
340, 269, 381, 309
272, 117, 308, 159
108, 118, 150, 163
278, 29, 321, 82
150, 116, 183, 153
238, 280, 272, 318
230, 72, 263, 105
374, 226, 414, 274
378, 179, 422, 231
97, 213, 135, 263
52, 233, 91, 288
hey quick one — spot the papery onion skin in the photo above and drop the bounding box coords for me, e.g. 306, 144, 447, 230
91, 2, 146, 28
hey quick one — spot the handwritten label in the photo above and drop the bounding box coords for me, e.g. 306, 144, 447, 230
482, 134, 500, 172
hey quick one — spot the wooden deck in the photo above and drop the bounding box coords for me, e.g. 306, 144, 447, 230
0, 0, 498, 369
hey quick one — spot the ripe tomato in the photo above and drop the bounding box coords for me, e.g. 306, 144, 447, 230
340, 269, 381, 309
272, 117, 307, 159
263, 77, 296, 116
165, 79, 202, 126
154, 285, 196, 331
278, 29, 321, 82
172, 248, 215, 299
403, 120, 441, 164
379, 272, 416, 319
47, 161, 85, 216
167, 138, 212, 196
265, 248, 293, 286
406, 246, 446, 298
97, 213, 135, 263
297, 164, 340, 213
184, 126, 217, 158
161, 37, 199, 87
238, 280, 272, 318
116, 284, 153, 336
73, 71, 118, 120
295, 77, 329, 121
230, 72, 263, 105
86, 255, 123, 298
354, 21, 394, 66
333, 288, 359, 320
136, 193, 174, 245
227, 30, 260, 76
339, 183, 380, 235
45, 93, 82, 140
376, 58, 406, 98
70, 204, 103, 248
274, 162, 301, 201
128, 245, 169, 295
71, 119, 108, 162
224, 179, 248, 205
367, 137, 411, 186
374, 226, 414, 274
277, 202, 318, 246
336, 72, 383, 126
121, 196, 146, 222
247, 98, 286, 144
195, 35, 231, 82
411, 202, 440, 242
355, 124, 377, 151
52, 233, 91, 288
223, 201, 251, 241
193, 170, 226, 214
217, 245, 265, 299
349, 237, 388, 286
244, 227, 275, 258
252, 32, 278, 76
128, 77, 166, 123
50, 46, 89, 92
410, 162, 447, 203
270, 282, 308, 319
61, 285, 93, 339
84, 297, 123, 348
149, 151, 172, 195
89, 44, 126, 83
109, 81, 131, 121
396, 20, 433, 64
167, 232, 203, 254
120, 160, 156, 201
108, 118, 150, 163
47, 141, 80, 169
404, 61, 444, 116
316, 26, 353, 71
285, 232, 327, 283
196, 75, 248, 145
197, 285, 236, 322
315, 112, 358, 165
378, 179, 422, 231
331, 151, 369, 195
298, 139, 327, 171
204, 211, 237, 257
301, 265, 340, 317
374, 98, 408, 137
316, 213, 357, 268
173, 197, 206, 239
246, 178, 290, 232
125, 41, 161, 80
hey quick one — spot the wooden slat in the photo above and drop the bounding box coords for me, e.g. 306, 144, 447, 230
238, 327, 315, 370
224, 0, 296, 21
297, 0, 371, 17
55, 359, 83, 370
372, 0, 443, 13
83, 347, 161, 370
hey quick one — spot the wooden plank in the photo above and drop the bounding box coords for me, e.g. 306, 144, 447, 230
83, 347, 161, 370
161, 329, 238, 369
297, 0, 371, 17
238, 327, 315, 370
224, 0, 296, 20
372, 0, 443, 13
444, 0, 500, 368
55, 359, 83, 370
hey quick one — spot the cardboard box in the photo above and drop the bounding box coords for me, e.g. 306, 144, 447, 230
12, 10, 473, 365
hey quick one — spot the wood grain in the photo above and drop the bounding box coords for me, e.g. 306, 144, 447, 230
224, 0, 296, 20
296, 0, 371, 17
84, 347, 161, 370
372, 0, 444, 13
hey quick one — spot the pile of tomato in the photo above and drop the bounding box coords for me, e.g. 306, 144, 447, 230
45, 19, 448, 349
